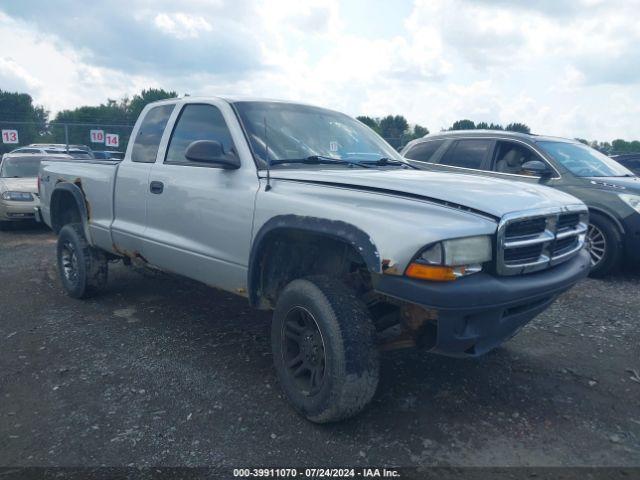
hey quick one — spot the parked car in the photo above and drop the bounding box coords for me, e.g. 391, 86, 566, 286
22, 144, 95, 159
0, 154, 66, 229
402, 131, 640, 277
610, 153, 640, 175
37, 97, 590, 422
92, 150, 124, 160
29, 143, 92, 152
2, 146, 64, 161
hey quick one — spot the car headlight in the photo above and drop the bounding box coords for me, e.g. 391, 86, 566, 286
1, 191, 34, 201
405, 236, 492, 281
619, 193, 640, 214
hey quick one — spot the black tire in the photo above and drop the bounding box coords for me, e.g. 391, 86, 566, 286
271, 275, 379, 423
587, 212, 622, 278
0, 221, 11, 231
56, 223, 108, 298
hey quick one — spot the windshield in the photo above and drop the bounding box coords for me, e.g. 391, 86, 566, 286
1, 157, 42, 178
538, 141, 634, 177
69, 150, 93, 159
233, 101, 404, 168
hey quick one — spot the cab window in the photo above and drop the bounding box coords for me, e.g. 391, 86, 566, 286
131, 104, 175, 163
165, 104, 236, 165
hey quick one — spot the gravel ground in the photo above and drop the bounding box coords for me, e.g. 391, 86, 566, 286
0, 224, 639, 468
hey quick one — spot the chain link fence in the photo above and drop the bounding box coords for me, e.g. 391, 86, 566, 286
0, 120, 135, 156
0, 120, 412, 158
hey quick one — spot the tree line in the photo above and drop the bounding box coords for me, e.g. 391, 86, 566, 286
0, 88, 176, 154
1, 88, 638, 155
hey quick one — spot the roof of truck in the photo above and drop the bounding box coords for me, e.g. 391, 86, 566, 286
151, 96, 328, 109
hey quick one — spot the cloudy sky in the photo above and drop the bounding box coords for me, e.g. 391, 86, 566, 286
1, 0, 639, 140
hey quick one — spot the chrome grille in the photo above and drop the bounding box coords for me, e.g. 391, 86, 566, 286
497, 206, 588, 276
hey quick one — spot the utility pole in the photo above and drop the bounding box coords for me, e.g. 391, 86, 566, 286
64, 124, 69, 153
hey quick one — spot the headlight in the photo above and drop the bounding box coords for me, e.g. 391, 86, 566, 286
619, 193, 640, 214
406, 236, 492, 281
1, 191, 34, 201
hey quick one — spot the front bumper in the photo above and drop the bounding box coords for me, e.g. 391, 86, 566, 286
373, 249, 591, 357
0, 199, 39, 221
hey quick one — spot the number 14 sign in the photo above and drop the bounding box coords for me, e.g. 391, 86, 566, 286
105, 133, 119, 147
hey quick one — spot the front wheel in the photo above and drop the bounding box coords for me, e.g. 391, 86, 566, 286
586, 213, 622, 278
56, 223, 108, 298
271, 275, 379, 423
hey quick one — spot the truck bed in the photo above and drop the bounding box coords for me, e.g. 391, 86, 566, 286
39, 159, 120, 251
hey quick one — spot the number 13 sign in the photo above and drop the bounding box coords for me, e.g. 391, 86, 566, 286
2, 129, 19, 144
105, 133, 119, 147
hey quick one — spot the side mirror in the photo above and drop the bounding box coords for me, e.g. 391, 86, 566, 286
185, 140, 240, 169
522, 160, 551, 178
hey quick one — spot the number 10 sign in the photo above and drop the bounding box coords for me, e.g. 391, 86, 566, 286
90, 130, 104, 143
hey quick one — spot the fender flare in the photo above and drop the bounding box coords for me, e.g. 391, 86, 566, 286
588, 206, 625, 235
247, 215, 381, 307
50, 182, 91, 239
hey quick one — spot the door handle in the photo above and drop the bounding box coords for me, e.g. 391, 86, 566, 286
149, 181, 164, 194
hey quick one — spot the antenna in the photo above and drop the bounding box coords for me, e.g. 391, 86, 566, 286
264, 116, 272, 191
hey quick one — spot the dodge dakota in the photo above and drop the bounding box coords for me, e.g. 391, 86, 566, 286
37, 97, 590, 422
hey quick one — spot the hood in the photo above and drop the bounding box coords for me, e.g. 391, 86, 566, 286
0, 177, 38, 194
586, 176, 640, 193
268, 168, 584, 218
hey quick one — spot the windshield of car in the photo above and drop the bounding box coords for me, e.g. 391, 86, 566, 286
233, 101, 404, 168
538, 141, 634, 177
0, 157, 42, 178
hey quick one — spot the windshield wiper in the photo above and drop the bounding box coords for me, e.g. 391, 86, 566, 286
352, 157, 417, 169
269, 155, 370, 168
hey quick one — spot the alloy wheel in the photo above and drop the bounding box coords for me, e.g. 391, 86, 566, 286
60, 241, 79, 284
586, 223, 607, 267
281, 306, 326, 396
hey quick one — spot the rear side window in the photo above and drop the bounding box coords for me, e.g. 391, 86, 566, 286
165, 104, 235, 164
440, 139, 492, 170
131, 104, 175, 163
404, 140, 445, 162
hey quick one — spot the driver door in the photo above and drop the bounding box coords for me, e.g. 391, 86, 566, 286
143, 100, 259, 292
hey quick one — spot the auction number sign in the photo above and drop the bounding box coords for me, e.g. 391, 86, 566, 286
105, 133, 119, 147
90, 129, 105, 143
2, 129, 19, 144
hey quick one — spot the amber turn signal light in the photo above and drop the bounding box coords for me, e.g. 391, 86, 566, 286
405, 263, 462, 281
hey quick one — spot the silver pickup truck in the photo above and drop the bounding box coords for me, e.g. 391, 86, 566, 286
37, 96, 590, 422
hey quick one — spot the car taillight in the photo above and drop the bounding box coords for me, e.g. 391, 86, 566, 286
37, 175, 41, 194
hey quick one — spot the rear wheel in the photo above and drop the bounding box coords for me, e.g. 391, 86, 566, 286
271, 275, 379, 423
586, 213, 622, 278
56, 223, 108, 298
0, 221, 10, 231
